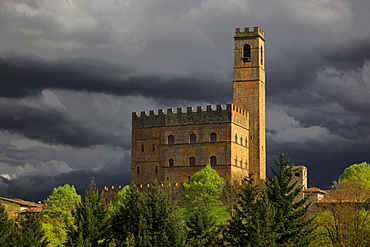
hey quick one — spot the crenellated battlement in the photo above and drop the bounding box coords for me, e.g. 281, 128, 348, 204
234, 26, 264, 40
102, 185, 122, 192
132, 104, 248, 128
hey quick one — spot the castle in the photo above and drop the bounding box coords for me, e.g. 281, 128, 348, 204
131, 27, 266, 185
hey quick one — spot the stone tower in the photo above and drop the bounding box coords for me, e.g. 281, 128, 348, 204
233, 27, 266, 180
130, 27, 266, 186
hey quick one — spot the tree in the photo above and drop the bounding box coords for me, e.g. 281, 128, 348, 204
222, 178, 276, 246
108, 185, 130, 213
336, 162, 370, 190
110, 183, 186, 246
109, 185, 145, 245
12, 212, 49, 247
183, 165, 226, 246
224, 152, 315, 246
42, 184, 81, 247
183, 164, 225, 219
0, 203, 13, 247
67, 179, 108, 247
185, 203, 220, 246
265, 152, 315, 246
310, 200, 370, 247
44, 184, 81, 208
310, 162, 370, 246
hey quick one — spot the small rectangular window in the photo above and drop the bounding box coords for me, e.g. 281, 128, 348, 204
152, 144, 155, 151
141, 145, 144, 152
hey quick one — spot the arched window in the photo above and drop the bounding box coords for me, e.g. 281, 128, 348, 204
189, 157, 196, 166
245, 137, 248, 147
169, 159, 174, 167
245, 161, 248, 170
210, 133, 217, 142
210, 156, 217, 166
240, 135, 243, 145
137, 166, 140, 175
240, 158, 243, 167
168, 135, 174, 144
235, 133, 238, 143
243, 44, 251, 62
190, 134, 197, 143
155, 166, 158, 174
235, 157, 238, 166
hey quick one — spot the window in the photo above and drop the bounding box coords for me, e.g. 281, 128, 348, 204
210, 156, 217, 166
152, 144, 155, 151
141, 145, 144, 152
168, 135, 174, 144
235, 133, 238, 143
240, 136, 243, 145
243, 44, 251, 62
261, 46, 263, 65
137, 166, 140, 175
190, 134, 197, 143
245, 137, 248, 147
169, 159, 174, 167
155, 166, 158, 174
245, 161, 248, 170
210, 133, 217, 142
295, 172, 300, 177
235, 157, 238, 166
189, 157, 196, 166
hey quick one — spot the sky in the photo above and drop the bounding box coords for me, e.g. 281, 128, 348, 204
1, 0, 370, 202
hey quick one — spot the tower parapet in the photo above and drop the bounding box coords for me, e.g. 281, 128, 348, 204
234, 27, 265, 40
132, 104, 248, 129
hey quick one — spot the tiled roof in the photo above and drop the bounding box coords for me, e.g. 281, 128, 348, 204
303, 187, 326, 194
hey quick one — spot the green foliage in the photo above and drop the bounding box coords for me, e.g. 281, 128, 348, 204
265, 152, 315, 246
109, 185, 145, 245
108, 185, 130, 213
311, 161, 370, 246
67, 179, 108, 247
42, 184, 80, 246
224, 152, 315, 247
185, 204, 220, 246
223, 179, 275, 246
183, 165, 224, 209
109, 183, 186, 246
42, 207, 76, 247
0, 203, 13, 247
12, 212, 49, 247
336, 162, 370, 190
44, 184, 81, 209
183, 165, 226, 246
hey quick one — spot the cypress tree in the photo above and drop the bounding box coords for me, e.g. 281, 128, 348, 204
67, 179, 108, 247
222, 179, 275, 246
109, 182, 186, 246
109, 185, 145, 246
223, 152, 315, 246
265, 152, 315, 246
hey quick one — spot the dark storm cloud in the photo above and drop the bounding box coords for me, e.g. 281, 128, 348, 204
265, 37, 370, 189
0, 54, 231, 103
0, 155, 130, 202
322, 38, 370, 68
0, 101, 128, 148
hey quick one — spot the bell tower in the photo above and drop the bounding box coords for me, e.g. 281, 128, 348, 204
233, 27, 266, 180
